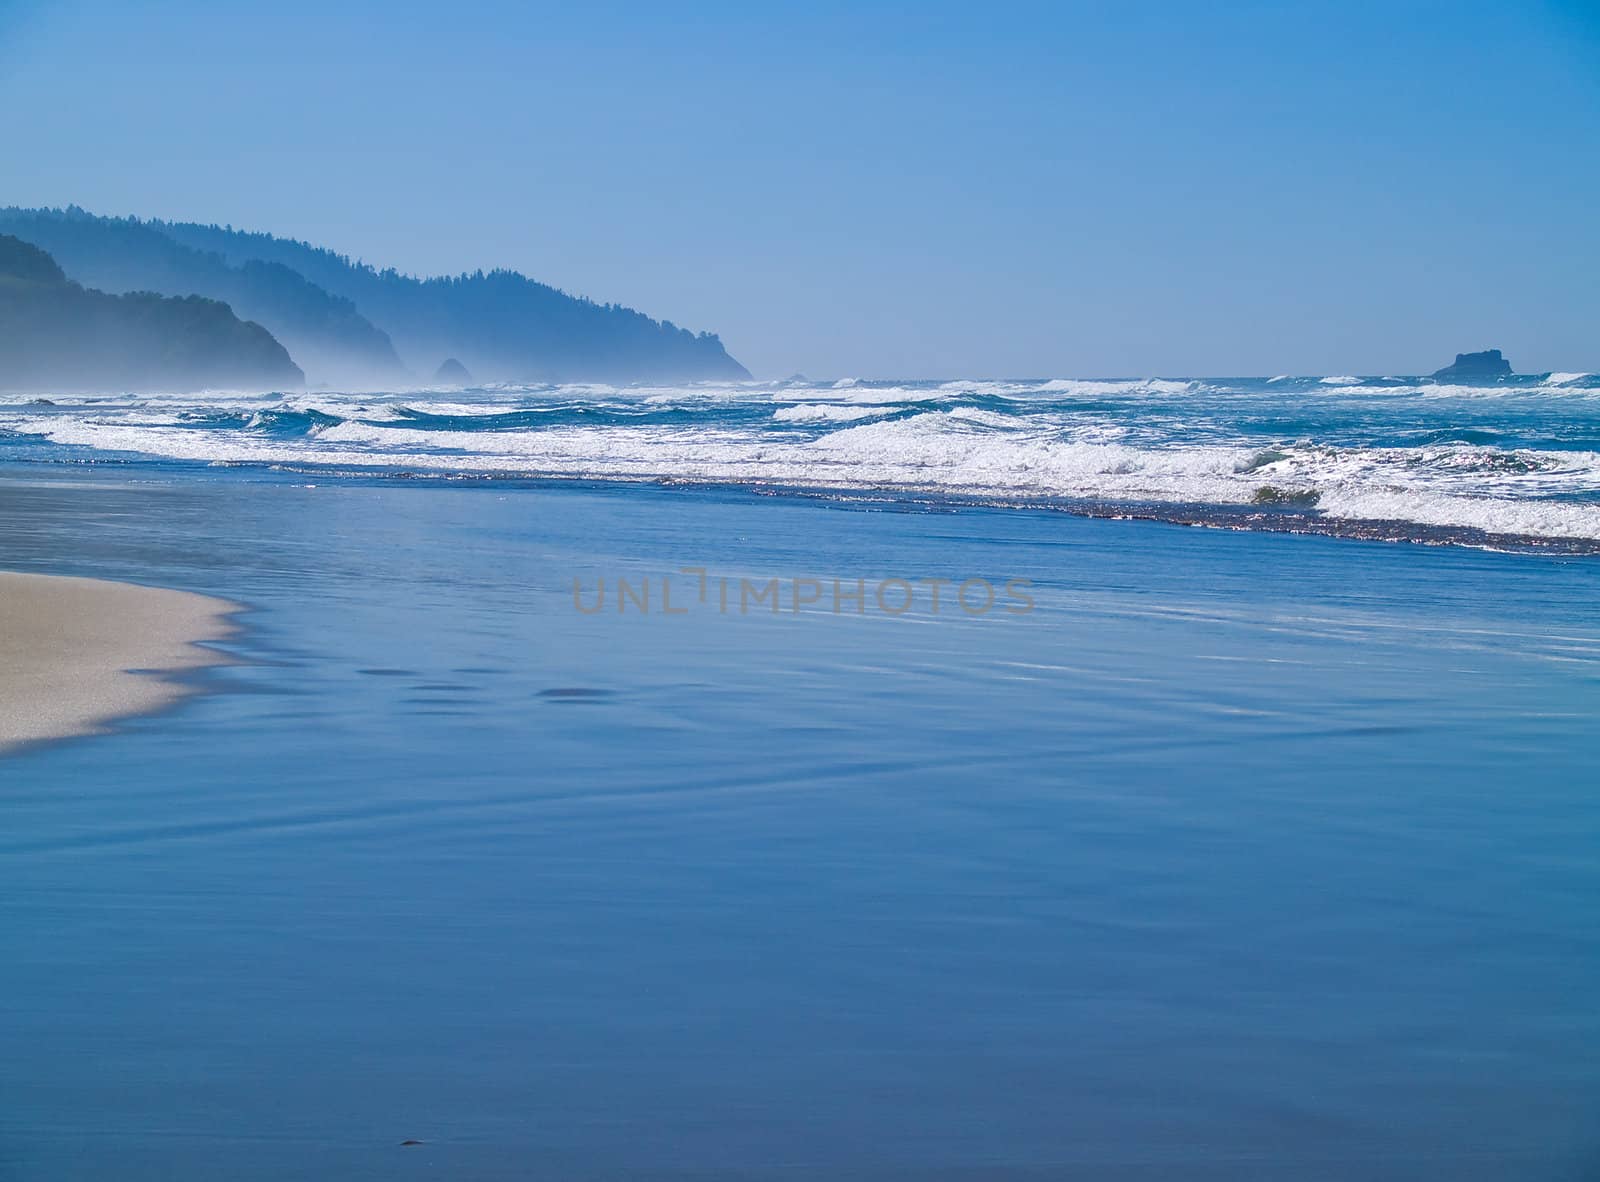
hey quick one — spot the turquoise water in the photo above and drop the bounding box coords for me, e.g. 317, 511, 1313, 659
2, 400, 1600, 1177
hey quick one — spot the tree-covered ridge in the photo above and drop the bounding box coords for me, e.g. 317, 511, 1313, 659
0, 234, 68, 285
2, 206, 751, 385
0, 207, 403, 387
0, 234, 303, 393
155, 219, 751, 383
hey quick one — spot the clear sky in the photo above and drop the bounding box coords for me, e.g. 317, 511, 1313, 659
3, 0, 1597, 378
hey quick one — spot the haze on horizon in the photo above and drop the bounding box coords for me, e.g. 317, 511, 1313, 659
3, 0, 1597, 380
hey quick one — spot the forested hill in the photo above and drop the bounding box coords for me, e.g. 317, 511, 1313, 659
2, 207, 750, 385
0, 208, 403, 388
156, 219, 751, 383
0, 235, 303, 393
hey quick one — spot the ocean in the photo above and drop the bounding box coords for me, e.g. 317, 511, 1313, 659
2, 376, 1598, 1179
4, 373, 1600, 550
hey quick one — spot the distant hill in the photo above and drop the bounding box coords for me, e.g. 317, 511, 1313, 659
0, 235, 303, 393
153, 219, 751, 383
0, 207, 404, 388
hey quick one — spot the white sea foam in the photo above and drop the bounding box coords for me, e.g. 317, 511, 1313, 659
831, 385, 946, 405
384, 401, 557, 418
1034, 378, 1195, 397
941, 407, 1022, 428
772, 404, 895, 424
1317, 488, 1600, 540
9, 378, 1600, 545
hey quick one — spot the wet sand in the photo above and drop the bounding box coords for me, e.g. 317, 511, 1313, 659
0, 571, 234, 754
4, 476, 1600, 1180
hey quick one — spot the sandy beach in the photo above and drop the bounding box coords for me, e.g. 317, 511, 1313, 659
0, 571, 235, 754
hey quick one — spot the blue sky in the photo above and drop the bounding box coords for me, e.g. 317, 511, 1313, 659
3, 0, 1597, 377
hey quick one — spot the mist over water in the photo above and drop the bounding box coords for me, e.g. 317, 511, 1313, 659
4, 373, 1600, 551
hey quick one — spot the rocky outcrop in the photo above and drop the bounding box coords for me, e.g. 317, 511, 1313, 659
1432, 349, 1512, 380
433, 357, 473, 384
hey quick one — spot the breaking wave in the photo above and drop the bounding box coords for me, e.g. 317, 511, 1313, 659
5, 374, 1600, 551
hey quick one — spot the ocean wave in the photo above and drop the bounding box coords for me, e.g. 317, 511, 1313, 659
1317, 488, 1600, 541
772, 404, 895, 424
8, 377, 1600, 549
1036, 378, 1197, 397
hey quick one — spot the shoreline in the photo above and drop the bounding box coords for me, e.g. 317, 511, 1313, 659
0, 571, 237, 755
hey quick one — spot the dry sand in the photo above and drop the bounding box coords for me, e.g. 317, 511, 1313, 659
0, 571, 236, 754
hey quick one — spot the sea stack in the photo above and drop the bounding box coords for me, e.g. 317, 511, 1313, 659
434, 357, 473, 384
1432, 349, 1512, 380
